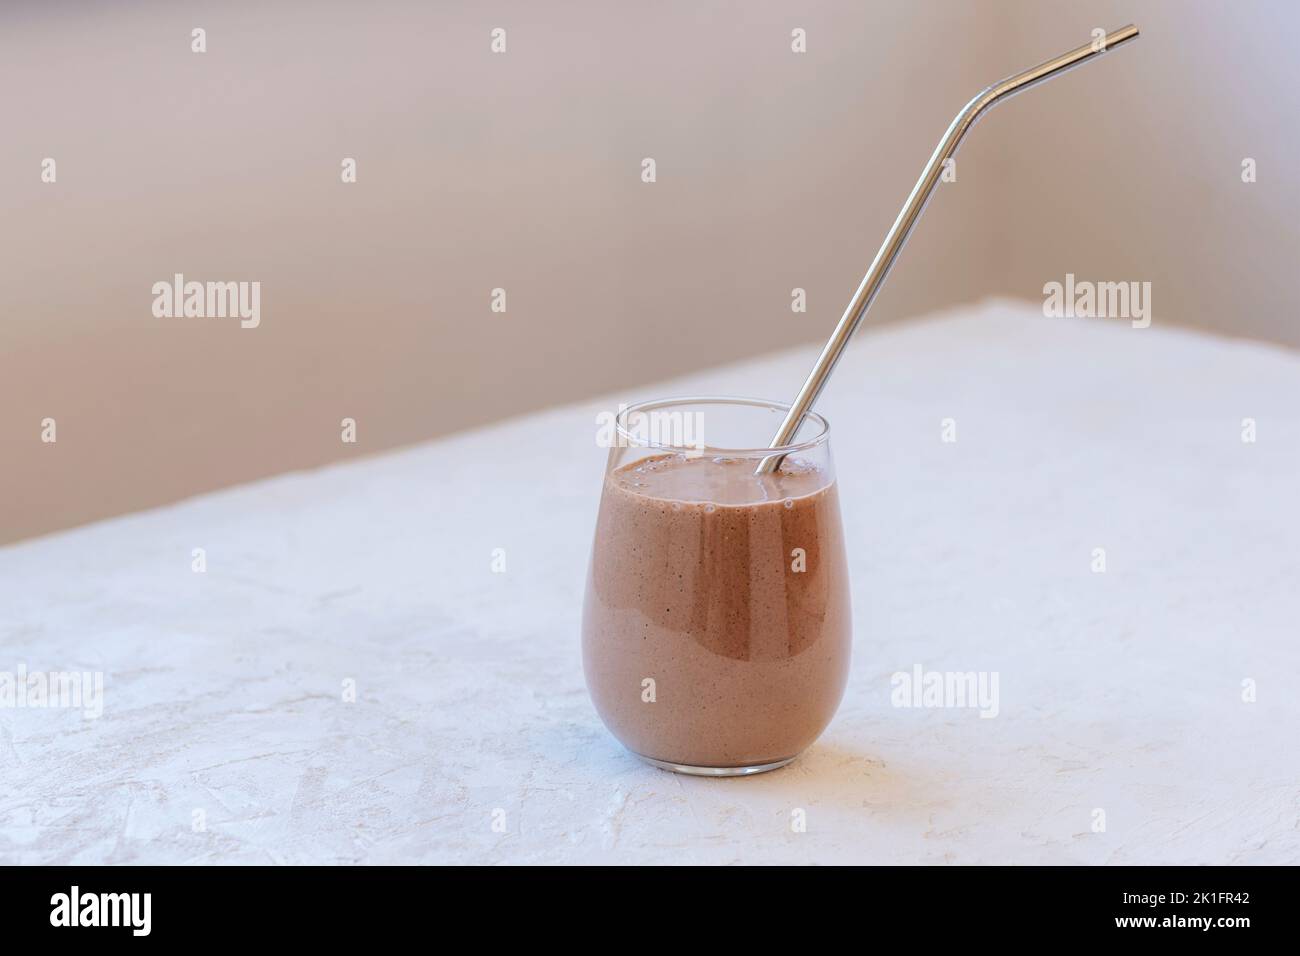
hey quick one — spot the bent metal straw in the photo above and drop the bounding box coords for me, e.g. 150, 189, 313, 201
759, 25, 1140, 474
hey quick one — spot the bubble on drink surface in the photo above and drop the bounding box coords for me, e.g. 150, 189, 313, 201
783, 498, 794, 509
671, 502, 682, 512
704, 503, 716, 514
781, 456, 815, 475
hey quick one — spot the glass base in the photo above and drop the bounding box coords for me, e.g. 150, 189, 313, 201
637, 754, 797, 776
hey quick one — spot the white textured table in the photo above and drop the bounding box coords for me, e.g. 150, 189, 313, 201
3, 300, 1298, 865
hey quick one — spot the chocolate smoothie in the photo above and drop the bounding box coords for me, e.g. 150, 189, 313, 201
582, 453, 851, 770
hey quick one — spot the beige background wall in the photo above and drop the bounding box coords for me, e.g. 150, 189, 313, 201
997, 0, 1300, 338
2, 1, 1296, 545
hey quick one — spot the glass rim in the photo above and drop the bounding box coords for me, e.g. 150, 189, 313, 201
614, 395, 831, 455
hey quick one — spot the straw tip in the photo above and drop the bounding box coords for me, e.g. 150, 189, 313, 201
1108, 24, 1140, 44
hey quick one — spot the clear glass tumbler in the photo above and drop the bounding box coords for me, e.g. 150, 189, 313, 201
581, 397, 851, 775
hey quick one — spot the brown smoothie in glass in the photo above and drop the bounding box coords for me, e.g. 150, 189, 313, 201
582, 453, 851, 769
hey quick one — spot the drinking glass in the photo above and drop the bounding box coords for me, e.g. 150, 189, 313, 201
581, 397, 851, 775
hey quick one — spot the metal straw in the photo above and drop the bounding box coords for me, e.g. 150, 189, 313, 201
758, 25, 1140, 474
